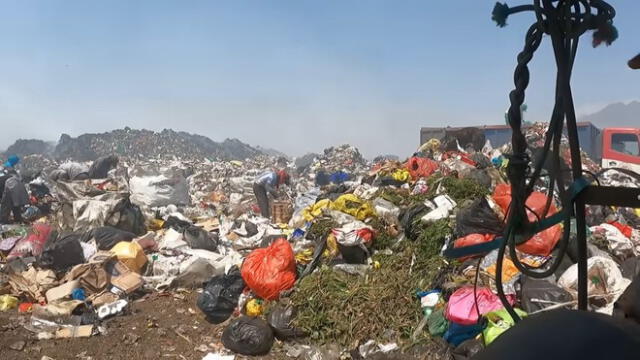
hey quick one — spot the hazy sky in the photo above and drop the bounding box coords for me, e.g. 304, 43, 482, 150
0, 1, 639, 158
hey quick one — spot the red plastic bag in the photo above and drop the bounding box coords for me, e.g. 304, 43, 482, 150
241, 238, 296, 300
491, 185, 562, 256
492, 184, 512, 215
7, 224, 52, 260
406, 157, 439, 180
453, 234, 497, 261
445, 287, 515, 326
608, 221, 632, 239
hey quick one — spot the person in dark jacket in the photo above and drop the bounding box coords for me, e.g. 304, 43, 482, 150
88, 155, 119, 179
253, 170, 290, 218
0, 156, 29, 224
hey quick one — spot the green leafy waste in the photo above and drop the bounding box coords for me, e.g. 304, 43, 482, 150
290, 220, 452, 347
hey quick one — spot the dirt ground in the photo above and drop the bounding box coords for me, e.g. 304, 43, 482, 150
0, 291, 447, 360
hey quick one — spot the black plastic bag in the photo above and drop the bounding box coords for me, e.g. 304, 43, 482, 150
520, 276, 573, 313
163, 216, 192, 232
374, 176, 406, 187
108, 198, 146, 235
621, 257, 640, 280
221, 316, 274, 356
88, 155, 118, 179
197, 267, 245, 324
38, 231, 85, 272
400, 203, 428, 240
183, 225, 218, 252
452, 338, 484, 360
267, 305, 307, 340
299, 235, 328, 280
87, 226, 136, 251
454, 197, 503, 238
230, 220, 258, 238
613, 276, 640, 324
338, 243, 369, 264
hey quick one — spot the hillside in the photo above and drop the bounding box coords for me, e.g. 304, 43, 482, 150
579, 100, 640, 127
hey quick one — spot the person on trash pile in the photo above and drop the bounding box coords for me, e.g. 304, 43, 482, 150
0, 156, 29, 224
0, 154, 20, 196
253, 169, 290, 218
88, 155, 119, 179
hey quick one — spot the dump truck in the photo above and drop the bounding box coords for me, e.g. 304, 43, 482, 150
420, 122, 640, 173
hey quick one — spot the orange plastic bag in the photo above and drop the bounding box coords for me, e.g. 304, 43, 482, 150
453, 234, 497, 261
241, 238, 296, 300
406, 157, 439, 180
491, 184, 562, 256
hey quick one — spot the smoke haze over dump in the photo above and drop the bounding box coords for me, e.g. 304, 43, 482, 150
0, 1, 639, 158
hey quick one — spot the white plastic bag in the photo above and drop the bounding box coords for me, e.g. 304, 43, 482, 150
558, 256, 631, 314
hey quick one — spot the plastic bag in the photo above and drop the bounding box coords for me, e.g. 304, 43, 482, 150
427, 308, 448, 337
443, 321, 484, 347
7, 223, 52, 259
267, 305, 307, 340
221, 316, 274, 356
182, 225, 219, 252
451, 338, 484, 360
391, 168, 411, 182
38, 232, 85, 272
406, 157, 439, 180
302, 199, 332, 222
455, 197, 503, 238
491, 184, 562, 256
453, 234, 497, 260
330, 194, 375, 221
558, 256, 630, 310
332, 222, 374, 247
197, 267, 245, 324
520, 277, 573, 313
0, 295, 18, 311
445, 287, 514, 325
241, 238, 296, 300
111, 241, 147, 273
88, 226, 136, 251
590, 223, 635, 258
108, 199, 146, 236
400, 203, 428, 240
483, 308, 527, 345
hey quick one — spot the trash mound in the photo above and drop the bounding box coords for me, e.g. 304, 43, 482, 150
53, 128, 264, 161
3, 139, 54, 158
301, 144, 368, 176
0, 122, 639, 359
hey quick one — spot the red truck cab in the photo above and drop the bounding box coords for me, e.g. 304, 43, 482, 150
601, 128, 640, 173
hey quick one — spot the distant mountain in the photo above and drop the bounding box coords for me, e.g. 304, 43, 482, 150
579, 100, 640, 128
4, 128, 264, 162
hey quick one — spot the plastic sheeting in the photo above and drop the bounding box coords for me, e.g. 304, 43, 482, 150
130, 173, 190, 208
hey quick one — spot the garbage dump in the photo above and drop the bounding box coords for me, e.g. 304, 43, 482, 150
1, 124, 639, 359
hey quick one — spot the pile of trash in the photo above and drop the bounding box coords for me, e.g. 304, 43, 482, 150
1, 123, 639, 359
3, 128, 265, 164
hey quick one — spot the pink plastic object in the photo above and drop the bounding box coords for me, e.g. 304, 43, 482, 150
7, 224, 52, 260
445, 287, 515, 325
